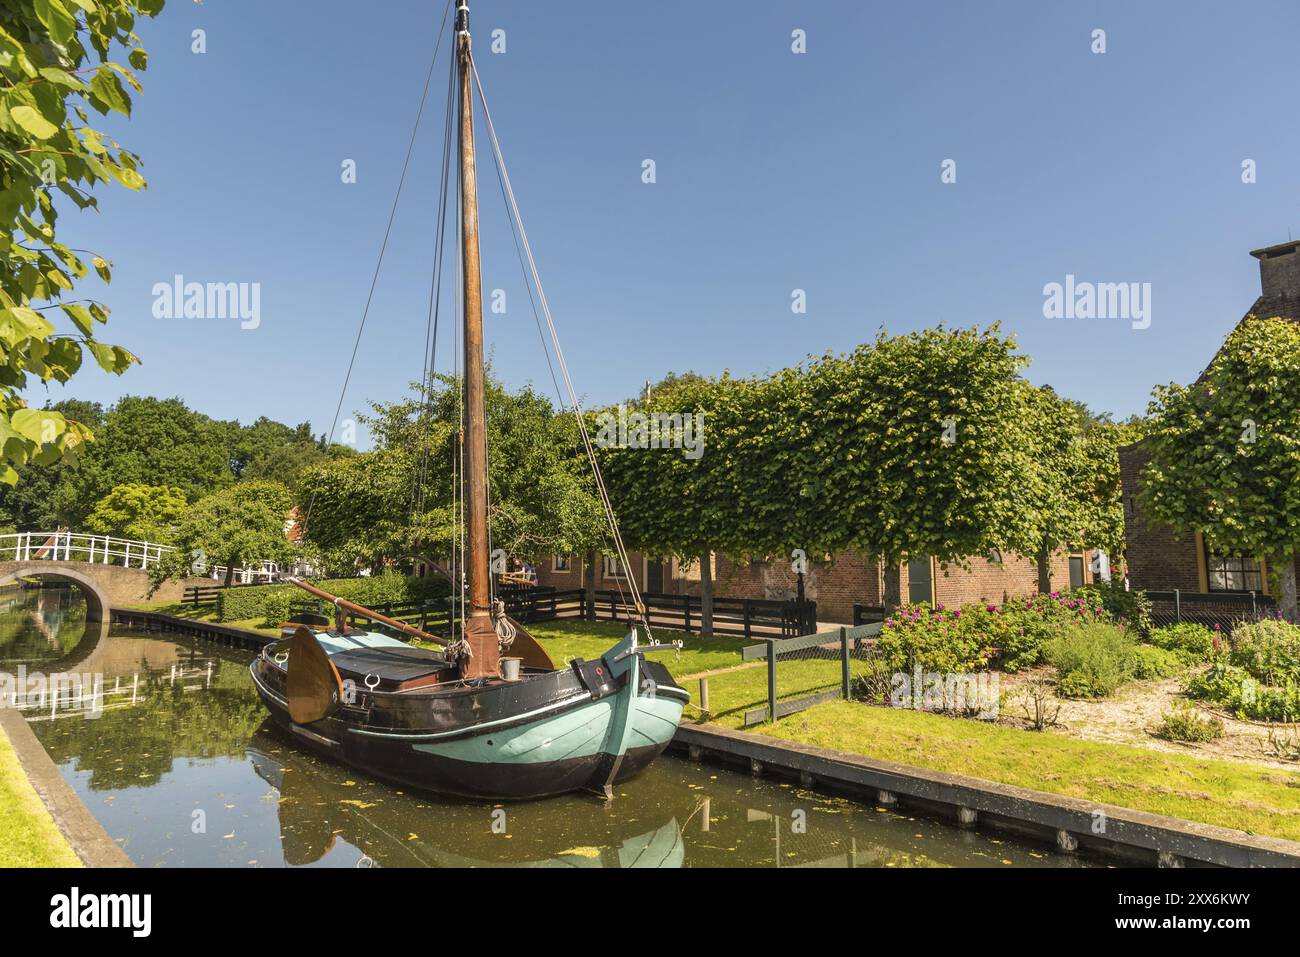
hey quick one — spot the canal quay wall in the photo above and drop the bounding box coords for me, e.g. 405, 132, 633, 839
112, 609, 1300, 869
0, 709, 132, 867
670, 724, 1300, 868
110, 608, 275, 650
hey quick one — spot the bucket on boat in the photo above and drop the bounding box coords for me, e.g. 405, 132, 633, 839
500, 657, 523, 681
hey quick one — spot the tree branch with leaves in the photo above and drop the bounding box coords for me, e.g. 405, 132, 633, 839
0, 0, 165, 484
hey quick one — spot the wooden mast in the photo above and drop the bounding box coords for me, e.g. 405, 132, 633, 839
456, 1, 499, 680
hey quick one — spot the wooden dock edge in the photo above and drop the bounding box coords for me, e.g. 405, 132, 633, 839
0, 708, 132, 868
110, 608, 274, 649
670, 722, 1300, 868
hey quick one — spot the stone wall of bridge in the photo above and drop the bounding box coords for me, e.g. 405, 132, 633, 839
0, 561, 214, 619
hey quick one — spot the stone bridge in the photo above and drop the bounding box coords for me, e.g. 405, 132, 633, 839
0, 561, 211, 622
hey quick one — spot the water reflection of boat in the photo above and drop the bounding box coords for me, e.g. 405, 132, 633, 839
245, 726, 684, 868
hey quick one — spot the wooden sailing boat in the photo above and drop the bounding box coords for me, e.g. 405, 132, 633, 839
250, 1, 687, 800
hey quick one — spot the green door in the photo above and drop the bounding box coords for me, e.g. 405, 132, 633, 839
907, 557, 933, 605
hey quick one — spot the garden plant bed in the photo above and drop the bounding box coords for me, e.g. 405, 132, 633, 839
998, 665, 1300, 772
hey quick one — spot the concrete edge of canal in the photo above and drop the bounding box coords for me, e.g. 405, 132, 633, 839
0, 708, 133, 868
669, 723, 1300, 868
111, 607, 1300, 869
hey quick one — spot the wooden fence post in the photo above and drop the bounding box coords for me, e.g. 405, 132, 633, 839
840, 626, 850, 700
683, 594, 692, 634
766, 639, 777, 724
1174, 589, 1181, 623
743, 599, 752, 641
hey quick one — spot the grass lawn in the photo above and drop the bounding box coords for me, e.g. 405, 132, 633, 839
527, 619, 749, 679
758, 699, 1300, 842
0, 726, 80, 867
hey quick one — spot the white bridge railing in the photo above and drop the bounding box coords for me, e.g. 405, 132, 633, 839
0, 530, 281, 583
1, 530, 174, 569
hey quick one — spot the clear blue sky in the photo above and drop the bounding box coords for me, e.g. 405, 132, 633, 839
43, 0, 1300, 445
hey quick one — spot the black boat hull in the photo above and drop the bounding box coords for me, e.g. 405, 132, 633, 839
250, 652, 687, 800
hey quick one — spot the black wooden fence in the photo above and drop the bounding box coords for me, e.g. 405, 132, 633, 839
852, 603, 887, 626
1144, 589, 1276, 632
280, 586, 816, 643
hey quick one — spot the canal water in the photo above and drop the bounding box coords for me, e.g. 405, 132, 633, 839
1, 587, 1090, 868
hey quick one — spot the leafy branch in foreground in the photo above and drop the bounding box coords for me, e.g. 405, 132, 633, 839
0, 0, 166, 483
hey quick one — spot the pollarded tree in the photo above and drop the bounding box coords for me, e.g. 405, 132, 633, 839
0, 1, 164, 484
1068, 416, 1143, 573
84, 482, 186, 542
596, 373, 777, 634
1010, 388, 1142, 593
1017, 384, 1091, 593
1142, 315, 1300, 614
821, 326, 1043, 604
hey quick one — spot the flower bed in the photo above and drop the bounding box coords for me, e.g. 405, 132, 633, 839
876, 590, 1112, 674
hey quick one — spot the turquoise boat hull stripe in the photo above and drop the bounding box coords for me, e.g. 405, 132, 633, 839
414, 681, 683, 766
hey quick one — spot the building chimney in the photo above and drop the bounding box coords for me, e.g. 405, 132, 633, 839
1249, 240, 1300, 299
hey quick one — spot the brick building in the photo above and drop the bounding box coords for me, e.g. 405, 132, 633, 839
1119, 240, 1300, 597
536, 546, 1095, 623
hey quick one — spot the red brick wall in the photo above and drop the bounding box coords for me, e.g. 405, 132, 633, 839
711, 548, 1090, 622
535, 545, 1101, 623
1118, 440, 1202, 591
712, 550, 881, 623
534, 552, 690, 595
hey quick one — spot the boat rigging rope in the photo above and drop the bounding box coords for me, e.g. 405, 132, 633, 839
413, 39, 460, 522
303, 0, 455, 539
470, 56, 651, 642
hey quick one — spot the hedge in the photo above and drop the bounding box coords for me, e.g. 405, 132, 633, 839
216, 573, 450, 625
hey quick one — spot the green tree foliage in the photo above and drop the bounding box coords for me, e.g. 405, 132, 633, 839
0, 394, 334, 529
0, 0, 166, 485
838, 327, 1042, 567
83, 482, 185, 541
229, 416, 343, 483
1069, 417, 1141, 565
299, 374, 606, 573
61, 396, 236, 517
604, 326, 1044, 572
167, 480, 295, 587
0, 396, 100, 529
1142, 315, 1300, 613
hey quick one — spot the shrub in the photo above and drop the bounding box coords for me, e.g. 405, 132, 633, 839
1009, 672, 1061, 730
1044, 622, 1136, 698
876, 604, 994, 674
259, 589, 292, 628
1072, 582, 1153, 632
1155, 702, 1225, 743
216, 572, 449, 624
1131, 644, 1185, 680
991, 592, 1112, 672
1230, 619, 1300, 686
1148, 623, 1218, 664
1265, 724, 1300, 762
1185, 662, 1300, 722
877, 591, 1114, 675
